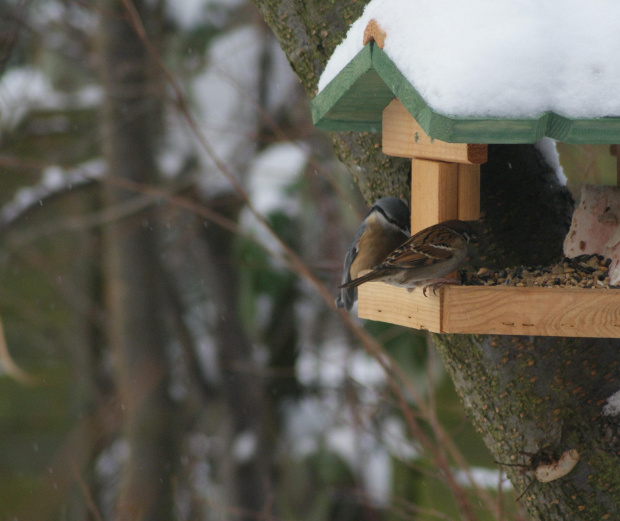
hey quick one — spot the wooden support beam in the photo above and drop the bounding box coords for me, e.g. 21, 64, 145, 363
358, 282, 620, 338
457, 163, 481, 221
411, 158, 458, 233
382, 99, 487, 164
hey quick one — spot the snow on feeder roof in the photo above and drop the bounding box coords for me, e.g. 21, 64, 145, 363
312, 0, 620, 143
312, 0, 620, 338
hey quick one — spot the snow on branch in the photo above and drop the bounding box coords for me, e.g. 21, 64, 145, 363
0, 159, 105, 231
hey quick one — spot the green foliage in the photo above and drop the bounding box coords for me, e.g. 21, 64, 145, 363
0, 365, 74, 519
236, 210, 299, 334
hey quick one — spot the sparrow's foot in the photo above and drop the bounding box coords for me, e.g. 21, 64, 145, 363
422, 278, 461, 297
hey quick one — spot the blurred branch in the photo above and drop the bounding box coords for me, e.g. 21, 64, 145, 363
12, 395, 120, 521
0, 0, 29, 77
69, 456, 105, 521
107, 2, 507, 518
98, 0, 177, 517
160, 255, 216, 399
0, 177, 192, 249
0, 315, 36, 384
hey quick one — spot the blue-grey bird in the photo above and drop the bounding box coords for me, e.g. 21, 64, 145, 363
339, 219, 477, 296
336, 197, 410, 310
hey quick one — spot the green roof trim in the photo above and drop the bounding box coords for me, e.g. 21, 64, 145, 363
312, 43, 620, 144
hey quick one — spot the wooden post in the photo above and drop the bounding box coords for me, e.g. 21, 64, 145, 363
457, 163, 481, 221
411, 158, 458, 233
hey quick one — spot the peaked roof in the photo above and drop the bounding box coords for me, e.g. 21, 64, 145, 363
312, 42, 620, 144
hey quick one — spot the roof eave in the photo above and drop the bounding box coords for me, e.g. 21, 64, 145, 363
312, 43, 620, 144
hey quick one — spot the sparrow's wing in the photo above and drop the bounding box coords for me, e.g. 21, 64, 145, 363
382, 226, 458, 269
339, 266, 390, 289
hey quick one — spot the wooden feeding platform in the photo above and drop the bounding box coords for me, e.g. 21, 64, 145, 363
313, 19, 620, 338
358, 284, 620, 338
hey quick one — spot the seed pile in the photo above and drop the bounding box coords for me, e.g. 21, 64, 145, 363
461, 254, 615, 289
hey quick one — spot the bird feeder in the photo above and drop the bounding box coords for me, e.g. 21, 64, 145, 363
313, 17, 620, 338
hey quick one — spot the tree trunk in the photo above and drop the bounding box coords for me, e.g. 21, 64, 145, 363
98, 1, 176, 520
199, 194, 274, 521
253, 0, 411, 204
434, 145, 620, 520
253, 1, 620, 519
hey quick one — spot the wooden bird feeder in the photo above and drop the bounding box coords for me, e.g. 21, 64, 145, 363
313, 19, 620, 338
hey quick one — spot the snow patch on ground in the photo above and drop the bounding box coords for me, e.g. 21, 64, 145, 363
455, 466, 514, 490
237, 142, 307, 261
232, 430, 257, 463
191, 25, 263, 195
0, 160, 105, 229
246, 142, 307, 217
603, 389, 620, 416
0, 67, 101, 130
166, 0, 246, 30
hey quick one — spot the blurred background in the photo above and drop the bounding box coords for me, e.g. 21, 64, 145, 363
0, 1, 615, 520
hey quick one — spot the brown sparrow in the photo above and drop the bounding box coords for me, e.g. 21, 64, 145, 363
336, 197, 410, 310
339, 219, 477, 296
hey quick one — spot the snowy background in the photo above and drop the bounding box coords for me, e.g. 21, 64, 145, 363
0, 1, 616, 520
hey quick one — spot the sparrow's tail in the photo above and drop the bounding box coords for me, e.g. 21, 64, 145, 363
339, 269, 383, 290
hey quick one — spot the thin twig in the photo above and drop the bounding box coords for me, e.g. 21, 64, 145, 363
0, 315, 37, 384
69, 456, 105, 521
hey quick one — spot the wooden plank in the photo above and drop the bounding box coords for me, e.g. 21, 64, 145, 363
357, 282, 620, 338
358, 282, 442, 331
311, 44, 393, 132
382, 99, 487, 164
363, 19, 386, 49
457, 164, 481, 221
411, 158, 458, 233
443, 286, 620, 337
558, 118, 620, 145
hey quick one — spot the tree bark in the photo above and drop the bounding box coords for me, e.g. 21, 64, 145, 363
253, 1, 620, 519
98, 1, 176, 520
253, 0, 411, 204
435, 145, 620, 519
199, 194, 274, 521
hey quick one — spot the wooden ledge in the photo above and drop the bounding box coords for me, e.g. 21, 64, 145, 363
358, 282, 620, 338
382, 99, 488, 164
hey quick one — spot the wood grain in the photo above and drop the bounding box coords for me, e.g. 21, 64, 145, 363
311, 44, 393, 132
382, 99, 487, 163
358, 282, 442, 331
457, 163, 481, 221
411, 158, 458, 233
363, 19, 386, 49
357, 283, 620, 338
